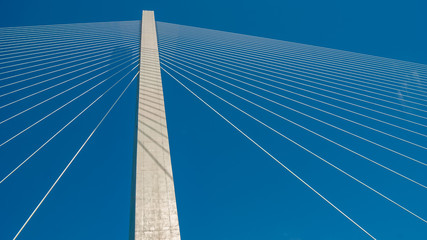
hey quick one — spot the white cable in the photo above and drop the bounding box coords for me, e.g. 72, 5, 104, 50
163, 63, 427, 224
0, 20, 139, 34
0, 49, 139, 109
159, 38, 427, 101
160, 48, 427, 128
12, 71, 139, 240
161, 66, 377, 240
0, 42, 138, 91
157, 22, 427, 78
160, 54, 427, 166
0, 27, 138, 54
157, 25, 427, 89
0, 39, 138, 80
0, 55, 138, 146
160, 44, 427, 115
0, 33, 138, 63
161, 58, 427, 188
0, 36, 138, 76
0, 21, 139, 43
0, 64, 139, 184
160, 51, 427, 139
0, 22, 138, 48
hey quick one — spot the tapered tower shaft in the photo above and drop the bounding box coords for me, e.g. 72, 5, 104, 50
134, 10, 180, 240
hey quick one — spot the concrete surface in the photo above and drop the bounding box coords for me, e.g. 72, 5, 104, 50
134, 10, 181, 240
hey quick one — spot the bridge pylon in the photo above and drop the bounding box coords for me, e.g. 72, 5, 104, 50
133, 10, 181, 240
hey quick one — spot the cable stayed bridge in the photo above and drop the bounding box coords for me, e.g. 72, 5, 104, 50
1, 11, 427, 240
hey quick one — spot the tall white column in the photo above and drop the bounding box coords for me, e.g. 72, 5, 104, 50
135, 10, 181, 240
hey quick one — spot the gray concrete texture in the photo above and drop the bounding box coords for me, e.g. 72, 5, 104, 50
134, 11, 181, 240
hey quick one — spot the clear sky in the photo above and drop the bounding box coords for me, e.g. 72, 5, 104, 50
0, 0, 426, 239
1, 0, 427, 64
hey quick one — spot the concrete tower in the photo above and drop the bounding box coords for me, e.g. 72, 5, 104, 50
134, 10, 181, 240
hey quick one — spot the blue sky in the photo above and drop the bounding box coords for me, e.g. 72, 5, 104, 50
0, 0, 426, 239
1, 0, 427, 64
